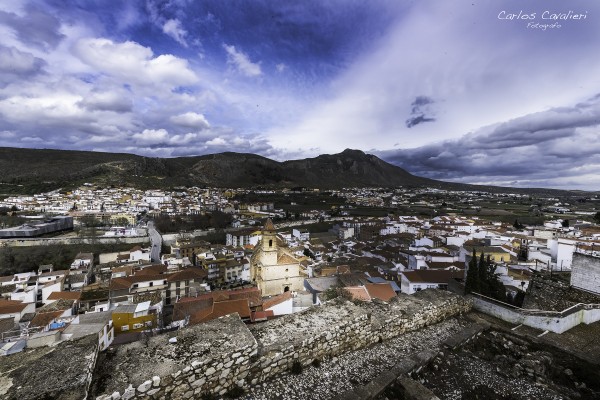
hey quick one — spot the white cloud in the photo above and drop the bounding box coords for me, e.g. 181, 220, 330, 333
170, 112, 210, 129
73, 38, 198, 87
206, 137, 227, 146
223, 44, 262, 77
131, 128, 169, 145
162, 18, 188, 47
276, 63, 286, 73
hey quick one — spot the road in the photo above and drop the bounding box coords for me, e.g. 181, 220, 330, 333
147, 221, 162, 263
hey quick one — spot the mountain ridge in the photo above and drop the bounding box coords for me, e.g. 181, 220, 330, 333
0, 147, 585, 195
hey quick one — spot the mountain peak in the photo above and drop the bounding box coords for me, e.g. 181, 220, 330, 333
341, 148, 365, 156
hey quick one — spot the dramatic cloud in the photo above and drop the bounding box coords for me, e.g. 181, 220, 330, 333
223, 44, 262, 77
379, 95, 600, 190
406, 96, 436, 128
2, 0, 600, 189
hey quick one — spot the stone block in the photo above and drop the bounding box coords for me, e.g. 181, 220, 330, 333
138, 380, 153, 393
152, 376, 161, 388
220, 368, 231, 379
122, 385, 135, 400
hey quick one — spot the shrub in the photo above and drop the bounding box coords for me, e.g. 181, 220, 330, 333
291, 360, 303, 375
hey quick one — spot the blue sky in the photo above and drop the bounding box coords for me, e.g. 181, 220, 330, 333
1, 0, 600, 190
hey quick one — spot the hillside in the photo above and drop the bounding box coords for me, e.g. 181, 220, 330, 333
0, 147, 584, 195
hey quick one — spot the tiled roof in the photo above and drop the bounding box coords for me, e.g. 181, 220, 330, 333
47, 291, 81, 301
264, 218, 275, 231
166, 268, 207, 282
109, 274, 166, 291
401, 270, 464, 284
135, 265, 168, 275
343, 286, 371, 302
190, 299, 251, 324
30, 310, 63, 328
0, 299, 28, 315
364, 283, 396, 302
179, 286, 262, 308
38, 299, 75, 312
172, 298, 213, 321
263, 291, 292, 310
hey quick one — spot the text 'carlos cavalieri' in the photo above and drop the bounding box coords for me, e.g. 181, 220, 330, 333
498, 10, 588, 30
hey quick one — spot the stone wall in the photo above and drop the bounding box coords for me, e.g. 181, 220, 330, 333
0, 236, 149, 247
0, 335, 99, 400
523, 272, 600, 311
471, 293, 600, 334
92, 290, 472, 400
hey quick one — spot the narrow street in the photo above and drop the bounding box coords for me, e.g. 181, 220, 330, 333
147, 221, 162, 262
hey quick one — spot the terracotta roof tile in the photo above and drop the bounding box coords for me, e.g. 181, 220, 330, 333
364, 283, 396, 301
401, 270, 464, 284
344, 287, 371, 302
190, 299, 251, 324
0, 299, 29, 315
30, 310, 63, 328
263, 291, 292, 309
47, 291, 81, 301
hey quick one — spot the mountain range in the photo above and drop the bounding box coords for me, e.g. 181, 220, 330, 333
0, 147, 581, 195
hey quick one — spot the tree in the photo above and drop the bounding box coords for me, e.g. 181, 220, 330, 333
465, 250, 480, 294
562, 219, 569, 228
513, 219, 524, 230
594, 211, 600, 224
478, 252, 489, 295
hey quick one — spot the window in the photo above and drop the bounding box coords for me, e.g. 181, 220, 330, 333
149, 282, 153, 287
133, 323, 143, 329
132, 284, 138, 288
121, 325, 129, 331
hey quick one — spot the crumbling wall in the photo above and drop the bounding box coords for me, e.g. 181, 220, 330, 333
523, 272, 600, 311
0, 335, 99, 400
93, 290, 472, 400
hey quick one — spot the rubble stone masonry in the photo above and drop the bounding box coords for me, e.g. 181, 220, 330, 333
92, 290, 471, 400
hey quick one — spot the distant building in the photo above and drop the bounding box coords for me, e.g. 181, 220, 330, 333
0, 216, 73, 238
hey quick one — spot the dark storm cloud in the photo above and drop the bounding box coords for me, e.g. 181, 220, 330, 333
406, 96, 436, 128
0, 4, 64, 50
380, 94, 600, 187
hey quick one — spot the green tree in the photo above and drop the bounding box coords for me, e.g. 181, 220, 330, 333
465, 249, 480, 294
477, 252, 488, 295
513, 219, 523, 230
594, 211, 600, 224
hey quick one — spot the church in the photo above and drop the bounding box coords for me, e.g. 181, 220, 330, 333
250, 219, 305, 296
